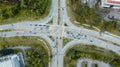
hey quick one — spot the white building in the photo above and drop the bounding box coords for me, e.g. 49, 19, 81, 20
101, 0, 120, 9
0, 52, 25, 67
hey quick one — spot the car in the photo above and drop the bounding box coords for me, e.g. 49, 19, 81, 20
53, 45, 56, 48
66, 31, 69, 34
78, 34, 81, 35
90, 40, 93, 42
35, 24, 37, 26
60, 37, 62, 39
46, 26, 49, 28
33, 32, 36, 34
16, 32, 19, 34
84, 35, 87, 37
62, 8, 64, 10
73, 36, 76, 39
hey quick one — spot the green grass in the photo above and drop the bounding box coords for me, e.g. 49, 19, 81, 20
0, 36, 51, 49
63, 38, 73, 46
48, 19, 53, 24
0, 29, 12, 32
64, 45, 120, 67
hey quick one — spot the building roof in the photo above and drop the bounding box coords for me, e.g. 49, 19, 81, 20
0, 53, 24, 67
107, 0, 120, 4
0, 55, 21, 67
100, 0, 120, 9
0, 58, 13, 67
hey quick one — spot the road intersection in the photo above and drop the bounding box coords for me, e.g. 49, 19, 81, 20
0, 0, 120, 67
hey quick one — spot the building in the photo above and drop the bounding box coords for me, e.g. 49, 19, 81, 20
0, 52, 25, 67
101, 0, 120, 9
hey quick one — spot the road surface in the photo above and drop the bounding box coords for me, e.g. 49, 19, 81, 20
0, 0, 120, 67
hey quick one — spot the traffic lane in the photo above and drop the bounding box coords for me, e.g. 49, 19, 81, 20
65, 26, 120, 45
62, 36, 120, 56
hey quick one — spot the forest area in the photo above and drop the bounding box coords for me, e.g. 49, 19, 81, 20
0, 0, 51, 25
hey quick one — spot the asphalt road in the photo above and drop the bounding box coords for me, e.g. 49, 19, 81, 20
0, 0, 120, 67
